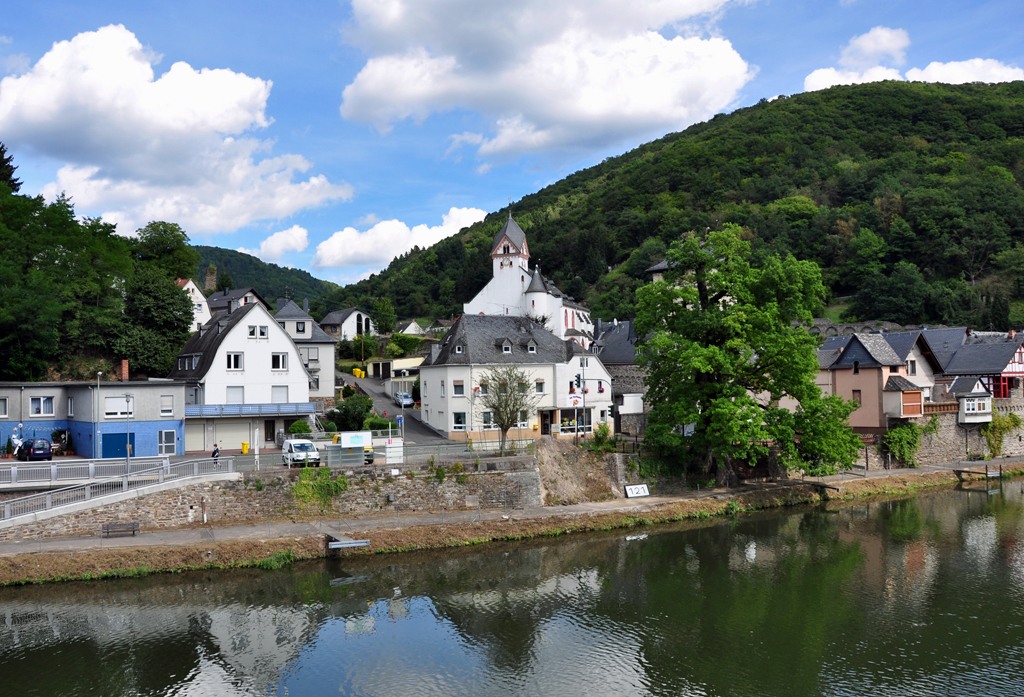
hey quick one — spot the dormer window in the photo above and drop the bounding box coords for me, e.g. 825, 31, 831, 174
296, 321, 306, 334
528, 343, 536, 354
503, 343, 512, 354
455, 344, 463, 354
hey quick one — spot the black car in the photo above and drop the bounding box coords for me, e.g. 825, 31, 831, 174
17, 439, 52, 461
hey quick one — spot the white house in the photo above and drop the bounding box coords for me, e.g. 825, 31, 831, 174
274, 299, 338, 400
419, 315, 613, 440
176, 278, 211, 331
320, 308, 373, 340
168, 302, 314, 452
462, 214, 595, 349
396, 320, 426, 336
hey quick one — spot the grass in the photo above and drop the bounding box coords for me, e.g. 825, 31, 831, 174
819, 301, 850, 322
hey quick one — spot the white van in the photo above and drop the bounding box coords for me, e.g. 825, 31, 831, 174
282, 439, 321, 467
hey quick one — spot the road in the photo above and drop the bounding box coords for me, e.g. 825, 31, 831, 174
345, 372, 447, 444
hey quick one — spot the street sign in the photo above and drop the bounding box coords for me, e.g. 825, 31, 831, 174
396, 416, 403, 425
625, 484, 650, 498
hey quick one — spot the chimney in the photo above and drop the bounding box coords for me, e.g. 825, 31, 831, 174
120, 359, 129, 381
277, 298, 285, 312
303, 298, 309, 313
227, 300, 235, 314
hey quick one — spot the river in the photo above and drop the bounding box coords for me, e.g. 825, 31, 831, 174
3, 481, 1024, 696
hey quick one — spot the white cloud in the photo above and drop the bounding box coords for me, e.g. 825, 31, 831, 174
313, 206, 487, 269
237, 224, 309, 261
906, 58, 1024, 84
355, 212, 380, 225
804, 66, 903, 92
0, 35, 29, 76
0, 25, 351, 233
839, 26, 909, 69
340, 0, 754, 160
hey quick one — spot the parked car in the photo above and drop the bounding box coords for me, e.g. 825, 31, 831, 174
394, 392, 414, 407
281, 439, 321, 467
17, 439, 53, 462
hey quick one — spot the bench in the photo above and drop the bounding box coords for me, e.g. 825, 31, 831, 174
102, 521, 140, 538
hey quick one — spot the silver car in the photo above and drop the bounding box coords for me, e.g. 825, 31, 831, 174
393, 392, 414, 407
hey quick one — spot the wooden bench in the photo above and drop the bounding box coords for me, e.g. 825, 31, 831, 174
102, 521, 140, 538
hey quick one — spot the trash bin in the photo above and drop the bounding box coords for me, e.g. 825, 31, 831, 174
241, 442, 249, 454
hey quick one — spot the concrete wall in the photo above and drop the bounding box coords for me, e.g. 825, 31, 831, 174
0, 467, 542, 541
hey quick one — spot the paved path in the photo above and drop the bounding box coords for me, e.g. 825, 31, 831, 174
348, 374, 446, 444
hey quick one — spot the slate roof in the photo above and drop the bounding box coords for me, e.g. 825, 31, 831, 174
422, 315, 587, 367
920, 327, 970, 370
490, 214, 528, 255
831, 333, 903, 369
206, 287, 269, 312
883, 375, 922, 392
594, 320, 638, 365
942, 337, 1024, 375
645, 260, 670, 274
949, 376, 991, 396
526, 268, 547, 293
274, 300, 337, 343
320, 307, 371, 326
166, 303, 262, 381
881, 331, 920, 361
274, 300, 311, 319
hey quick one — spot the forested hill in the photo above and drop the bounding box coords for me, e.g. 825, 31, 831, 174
194, 246, 338, 310
324, 81, 1024, 328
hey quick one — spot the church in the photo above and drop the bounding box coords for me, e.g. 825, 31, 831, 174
462, 214, 595, 349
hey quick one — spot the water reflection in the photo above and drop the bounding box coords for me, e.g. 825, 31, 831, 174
3, 483, 1024, 696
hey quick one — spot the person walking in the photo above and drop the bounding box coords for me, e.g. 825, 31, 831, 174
212, 442, 220, 469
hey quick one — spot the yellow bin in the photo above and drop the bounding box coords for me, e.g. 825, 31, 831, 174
241, 442, 249, 454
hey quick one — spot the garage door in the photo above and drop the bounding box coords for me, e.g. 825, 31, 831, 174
185, 422, 206, 452
214, 420, 251, 451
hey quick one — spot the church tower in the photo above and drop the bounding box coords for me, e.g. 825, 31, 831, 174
490, 213, 530, 280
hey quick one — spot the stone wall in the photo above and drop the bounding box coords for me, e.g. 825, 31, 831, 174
0, 467, 542, 542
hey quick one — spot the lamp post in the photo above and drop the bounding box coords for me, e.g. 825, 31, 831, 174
95, 371, 102, 459
123, 393, 133, 469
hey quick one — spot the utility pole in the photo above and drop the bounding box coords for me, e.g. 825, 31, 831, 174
123, 393, 133, 469
95, 371, 103, 459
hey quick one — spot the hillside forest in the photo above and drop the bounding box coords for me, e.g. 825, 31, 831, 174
325, 81, 1024, 329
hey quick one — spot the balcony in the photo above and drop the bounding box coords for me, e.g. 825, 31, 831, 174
185, 402, 317, 417
922, 402, 958, 415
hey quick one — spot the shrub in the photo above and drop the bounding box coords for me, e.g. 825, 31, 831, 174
455, 474, 469, 485
363, 415, 394, 431
322, 421, 337, 433
293, 467, 349, 514
981, 412, 1022, 457
883, 423, 923, 467
593, 422, 611, 447
451, 462, 464, 473
289, 420, 312, 434
435, 466, 446, 483
342, 385, 356, 398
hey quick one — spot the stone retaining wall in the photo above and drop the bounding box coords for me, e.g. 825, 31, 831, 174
0, 466, 542, 542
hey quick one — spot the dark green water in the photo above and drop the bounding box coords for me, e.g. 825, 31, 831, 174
4, 483, 1024, 696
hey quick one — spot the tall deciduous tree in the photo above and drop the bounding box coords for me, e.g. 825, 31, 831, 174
114, 266, 194, 375
477, 363, 542, 454
132, 222, 201, 280
635, 225, 861, 485
371, 296, 396, 335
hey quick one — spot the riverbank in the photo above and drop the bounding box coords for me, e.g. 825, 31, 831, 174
2, 465, 1022, 586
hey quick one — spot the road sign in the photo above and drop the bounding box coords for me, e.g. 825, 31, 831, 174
625, 484, 650, 498
396, 416, 403, 425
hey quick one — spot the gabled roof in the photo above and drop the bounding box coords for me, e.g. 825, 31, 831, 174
594, 320, 637, 365
883, 375, 922, 392
320, 307, 371, 326
490, 214, 527, 255
166, 303, 261, 381
423, 315, 586, 367
942, 336, 1024, 375
831, 333, 903, 369
274, 299, 311, 319
645, 260, 670, 274
949, 376, 991, 397
274, 299, 337, 343
207, 287, 270, 312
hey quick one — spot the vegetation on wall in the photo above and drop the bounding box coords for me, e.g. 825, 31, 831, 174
981, 412, 1022, 457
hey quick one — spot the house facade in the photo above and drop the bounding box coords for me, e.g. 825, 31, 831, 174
462, 215, 595, 348
274, 299, 338, 400
175, 278, 211, 331
167, 302, 314, 453
0, 380, 186, 458
320, 308, 373, 340
419, 315, 613, 440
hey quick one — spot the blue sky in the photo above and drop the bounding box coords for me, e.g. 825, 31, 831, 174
1, 1, 1022, 285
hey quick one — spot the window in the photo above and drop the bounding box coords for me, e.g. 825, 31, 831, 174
296, 321, 306, 334
518, 381, 528, 394
178, 358, 185, 370
104, 397, 133, 417
271, 385, 289, 403
498, 381, 508, 394
356, 314, 363, 335
482, 412, 496, 429
455, 344, 463, 354
853, 361, 860, 375
453, 412, 466, 430
503, 343, 512, 354
580, 357, 589, 368
307, 347, 319, 361
226, 352, 243, 370
852, 390, 862, 405
259, 325, 268, 338
158, 430, 176, 456
518, 410, 529, 427
278, 321, 285, 329
0, 397, 7, 417
441, 381, 446, 397
264, 420, 276, 440
422, 381, 427, 397
535, 380, 545, 393
195, 303, 202, 312
889, 365, 898, 373
528, 344, 536, 354
908, 360, 917, 375
67, 397, 74, 416
248, 325, 256, 338
191, 356, 198, 370
226, 387, 244, 404
479, 382, 489, 395
272, 353, 288, 370
160, 395, 173, 416
30, 396, 54, 416
311, 377, 320, 390
453, 380, 465, 396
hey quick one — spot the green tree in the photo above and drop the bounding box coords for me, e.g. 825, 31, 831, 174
132, 222, 201, 279
216, 268, 234, 291
0, 141, 21, 193
113, 265, 193, 375
477, 363, 542, 454
372, 296, 396, 335
328, 394, 373, 431
635, 225, 861, 485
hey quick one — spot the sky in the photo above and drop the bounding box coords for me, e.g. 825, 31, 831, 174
1, 1, 1022, 285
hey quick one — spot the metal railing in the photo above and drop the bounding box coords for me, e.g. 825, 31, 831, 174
0, 457, 165, 486
1, 457, 234, 522
184, 403, 317, 417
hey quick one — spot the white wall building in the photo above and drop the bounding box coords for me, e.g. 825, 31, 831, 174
274, 299, 338, 400
168, 302, 314, 452
176, 278, 211, 331
463, 215, 595, 349
320, 308, 373, 341
419, 315, 613, 440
